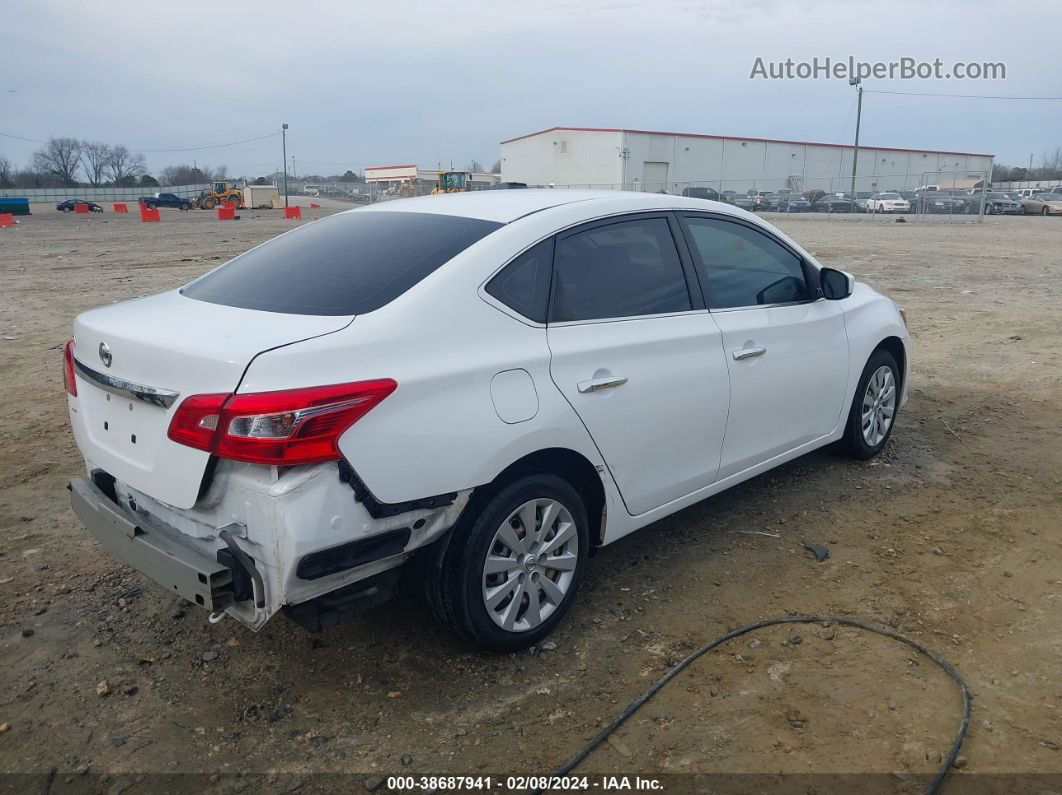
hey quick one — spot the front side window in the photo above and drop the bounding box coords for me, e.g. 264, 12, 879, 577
682, 216, 811, 309
550, 217, 691, 322
182, 211, 501, 315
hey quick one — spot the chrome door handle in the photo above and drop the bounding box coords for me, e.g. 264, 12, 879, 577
577, 375, 628, 393
732, 346, 767, 361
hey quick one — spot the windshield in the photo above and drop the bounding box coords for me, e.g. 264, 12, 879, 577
182, 211, 501, 315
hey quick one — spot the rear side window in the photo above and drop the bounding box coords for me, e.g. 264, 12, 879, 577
182, 211, 501, 315
484, 239, 553, 323
550, 217, 691, 322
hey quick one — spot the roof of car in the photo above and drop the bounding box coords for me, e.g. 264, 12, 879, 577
350, 189, 742, 224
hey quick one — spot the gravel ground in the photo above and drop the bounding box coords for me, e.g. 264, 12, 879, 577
0, 206, 1060, 792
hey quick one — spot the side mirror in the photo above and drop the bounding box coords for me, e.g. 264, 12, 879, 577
820, 267, 854, 300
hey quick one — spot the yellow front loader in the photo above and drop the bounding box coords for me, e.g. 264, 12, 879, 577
431, 171, 471, 194
193, 181, 244, 209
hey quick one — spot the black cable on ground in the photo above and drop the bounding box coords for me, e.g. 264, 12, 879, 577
539, 615, 971, 795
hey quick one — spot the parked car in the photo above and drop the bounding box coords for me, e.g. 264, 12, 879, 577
680, 186, 720, 201
914, 192, 966, 214
852, 192, 875, 212
65, 190, 910, 650
813, 195, 854, 213
777, 196, 812, 212
865, 193, 911, 214
56, 199, 103, 213
720, 190, 738, 204
491, 182, 529, 190
139, 193, 192, 211
757, 193, 782, 210
1020, 193, 1062, 216
967, 191, 1022, 215
731, 194, 756, 210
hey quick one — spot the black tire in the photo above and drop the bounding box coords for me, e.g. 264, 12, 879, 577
145, 203, 157, 210
61, 207, 71, 212
1043, 207, 1050, 217
840, 348, 900, 459
427, 474, 589, 652
181, 202, 190, 211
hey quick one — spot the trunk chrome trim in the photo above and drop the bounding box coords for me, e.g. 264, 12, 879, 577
73, 359, 181, 409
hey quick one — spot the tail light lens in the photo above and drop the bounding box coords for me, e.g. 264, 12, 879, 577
63, 340, 77, 397
167, 380, 396, 466
167, 393, 228, 451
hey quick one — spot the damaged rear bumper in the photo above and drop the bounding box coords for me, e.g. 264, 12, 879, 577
69, 461, 472, 631
70, 476, 240, 612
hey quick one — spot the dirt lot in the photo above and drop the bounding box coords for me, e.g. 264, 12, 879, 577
0, 206, 1060, 793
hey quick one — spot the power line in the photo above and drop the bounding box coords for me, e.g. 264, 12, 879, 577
0, 130, 281, 152
865, 89, 1062, 101
0, 131, 45, 144
135, 131, 280, 153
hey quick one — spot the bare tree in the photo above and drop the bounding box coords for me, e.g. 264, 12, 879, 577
0, 155, 13, 187
159, 163, 228, 185
107, 145, 147, 185
82, 141, 113, 186
490, 159, 501, 174
13, 168, 52, 188
466, 159, 484, 173
32, 137, 83, 186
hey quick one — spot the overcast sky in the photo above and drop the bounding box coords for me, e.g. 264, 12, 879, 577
4, 0, 1060, 178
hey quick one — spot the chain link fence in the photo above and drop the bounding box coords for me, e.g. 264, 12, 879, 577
0, 183, 211, 203
523, 171, 994, 222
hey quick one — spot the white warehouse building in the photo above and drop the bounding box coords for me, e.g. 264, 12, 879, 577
499, 126, 994, 195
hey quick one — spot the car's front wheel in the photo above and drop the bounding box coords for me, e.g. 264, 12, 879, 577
429, 474, 589, 651
841, 349, 900, 459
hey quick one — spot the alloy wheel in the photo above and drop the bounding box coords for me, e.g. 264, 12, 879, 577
861, 365, 896, 447
482, 498, 579, 632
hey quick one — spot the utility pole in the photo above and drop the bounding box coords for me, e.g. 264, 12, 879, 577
849, 76, 863, 198
281, 123, 289, 208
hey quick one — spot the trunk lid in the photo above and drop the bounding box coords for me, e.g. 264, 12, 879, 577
69, 290, 352, 508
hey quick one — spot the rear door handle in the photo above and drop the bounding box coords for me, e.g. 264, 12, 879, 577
577, 375, 628, 393
732, 346, 767, 361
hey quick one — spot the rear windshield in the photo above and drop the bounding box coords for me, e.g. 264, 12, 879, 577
181, 210, 501, 315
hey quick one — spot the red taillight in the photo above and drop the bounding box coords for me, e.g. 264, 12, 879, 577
63, 340, 77, 397
166, 393, 228, 451
167, 380, 396, 466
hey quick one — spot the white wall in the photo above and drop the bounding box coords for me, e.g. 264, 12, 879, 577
501, 129, 994, 194
500, 129, 623, 186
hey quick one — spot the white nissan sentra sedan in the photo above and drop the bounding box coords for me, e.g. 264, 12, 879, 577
66, 190, 909, 650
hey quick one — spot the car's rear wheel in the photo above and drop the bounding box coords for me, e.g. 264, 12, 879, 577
841, 349, 900, 459
145, 203, 156, 210
1044, 207, 1050, 217
428, 474, 588, 651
